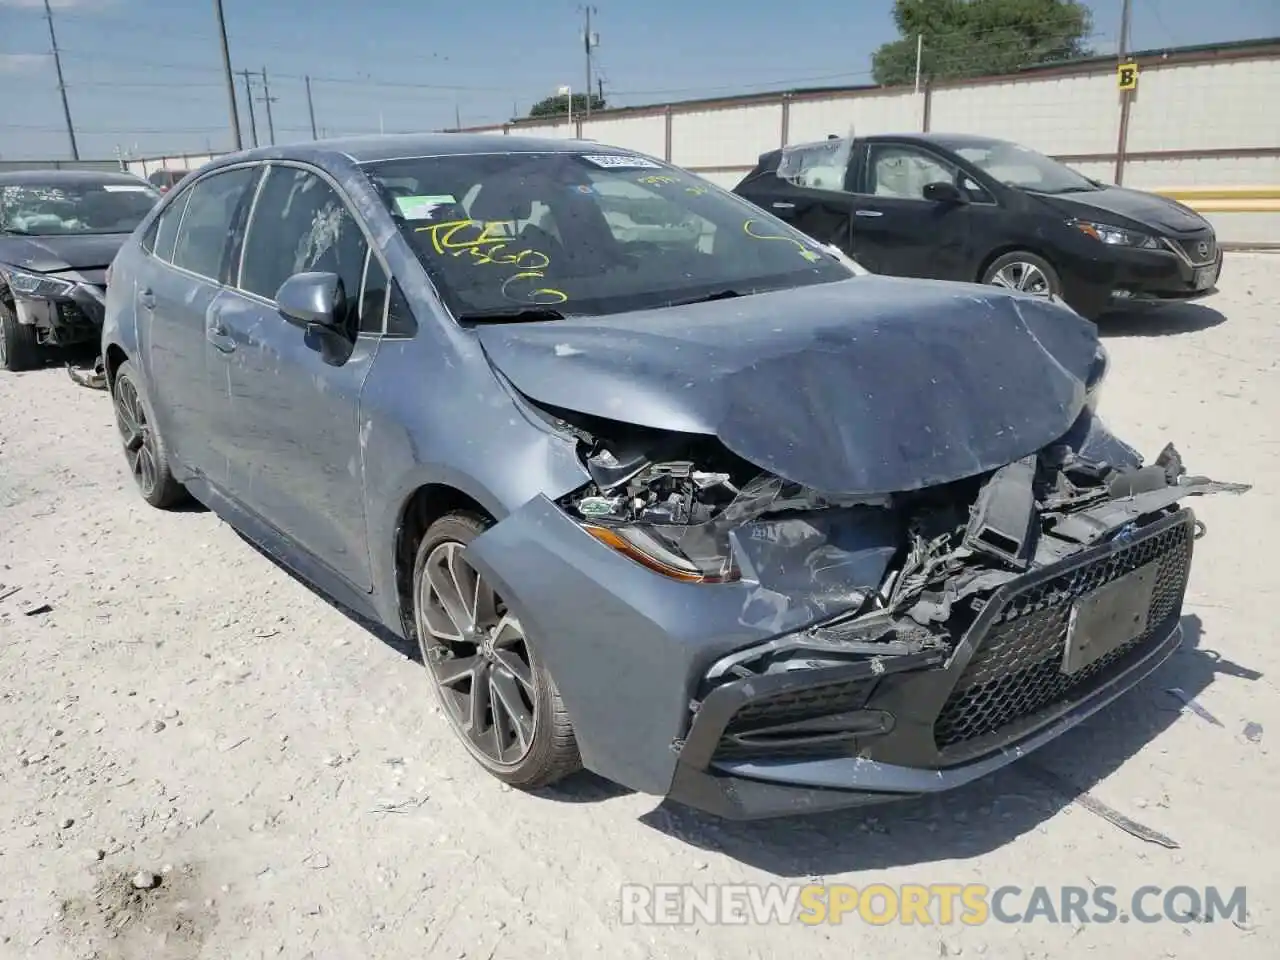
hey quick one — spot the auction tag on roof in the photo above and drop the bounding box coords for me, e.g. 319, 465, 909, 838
579, 154, 662, 169
395, 194, 457, 219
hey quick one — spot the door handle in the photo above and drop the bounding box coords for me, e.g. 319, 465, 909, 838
206, 318, 236, 354
854, 209, 884, 218
771, 201, 796, 210
139, 288, 156, 309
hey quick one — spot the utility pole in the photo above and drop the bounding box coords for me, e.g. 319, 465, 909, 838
455, 103, 462, 130
581, 5, 598, 119
213, 0, 242, 150
241, 70, 259, 147
43, 0, 78, 160
1114, 0, 1135, 185
305, 75, 318, 139
259, 67, 277, 145
1119, 0, 1132, 57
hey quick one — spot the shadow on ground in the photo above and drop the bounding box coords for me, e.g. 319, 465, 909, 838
1098, 301, 1227, 337
636, 613, 1265, 873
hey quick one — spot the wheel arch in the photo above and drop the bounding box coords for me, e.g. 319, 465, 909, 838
104, 342, 130, 391
392, 482, 495, 640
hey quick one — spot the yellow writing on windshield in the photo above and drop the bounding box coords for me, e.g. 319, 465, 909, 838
636, 174, 709, 197
743, 218, 824, 262
414, 218, 567, 304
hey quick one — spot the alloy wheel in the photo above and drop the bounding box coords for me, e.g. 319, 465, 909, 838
113, 376, 160, 498
988, 260, 1053, 298
416, 541, 538, 766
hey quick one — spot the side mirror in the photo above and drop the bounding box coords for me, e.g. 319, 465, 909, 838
276, 272, 344, 332
923, 181, 965, 204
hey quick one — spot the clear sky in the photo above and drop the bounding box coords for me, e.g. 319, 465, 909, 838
1, 0, 1277, 161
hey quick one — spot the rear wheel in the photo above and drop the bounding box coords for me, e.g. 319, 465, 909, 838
112, 360, 188, 508
412, 511, 581, 789
0, 299, 41, 372
981, 251, 1062, 300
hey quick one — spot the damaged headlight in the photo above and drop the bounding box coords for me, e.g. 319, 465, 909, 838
1069, 220, 1160, 250
570, 461, 743, 583
2, 264, 76, 300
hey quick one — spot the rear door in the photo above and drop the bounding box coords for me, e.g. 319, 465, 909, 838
845, 140, 984, 280
736, 140, 860, 252
136, 165, 260, 485
216, 162, 385, 591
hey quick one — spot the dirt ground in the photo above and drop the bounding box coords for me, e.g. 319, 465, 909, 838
1, 254, 1277, 960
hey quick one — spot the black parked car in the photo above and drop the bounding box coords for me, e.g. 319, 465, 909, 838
1, 169, 162, 371
734, 133, 1223, 320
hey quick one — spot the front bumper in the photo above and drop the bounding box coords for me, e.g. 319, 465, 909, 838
667, 508, 1195, 819
1061, 230, 1223, 317
13, 282, 106, 346
467, 493, 1196, 819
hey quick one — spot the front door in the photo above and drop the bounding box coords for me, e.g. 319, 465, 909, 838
217, 163, 386, 591
846, 141, 978, 280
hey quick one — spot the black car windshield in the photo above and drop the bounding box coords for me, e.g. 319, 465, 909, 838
0, 180, 160, 236
362, 151, 851, 319
948, 138, 1097, 194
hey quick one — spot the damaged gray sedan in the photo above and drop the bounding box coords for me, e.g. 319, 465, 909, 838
101, 135, 1247, 819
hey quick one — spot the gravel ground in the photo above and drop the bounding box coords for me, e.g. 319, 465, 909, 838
1, 254, 1277, 960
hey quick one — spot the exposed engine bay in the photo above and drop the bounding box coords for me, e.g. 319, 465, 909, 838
555, 411, 1249, 688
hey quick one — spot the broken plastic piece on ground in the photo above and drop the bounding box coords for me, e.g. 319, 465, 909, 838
22, 602, 53, 617
1165, 687, 1223, 727
0, 584, 21, 603
1019, 760, 1180, 849
1243, 721, 1264, 743
67, 356, 108, 390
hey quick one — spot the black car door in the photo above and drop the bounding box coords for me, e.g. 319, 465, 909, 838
216, 162, 384, 592
737, 140, 860, 252
844, 140, 980, 280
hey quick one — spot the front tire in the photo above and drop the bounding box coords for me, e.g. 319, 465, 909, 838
112, 360, 188, 508
0, 299, 41, 372
981, 251, 1063, 300
412, 511, 581, 789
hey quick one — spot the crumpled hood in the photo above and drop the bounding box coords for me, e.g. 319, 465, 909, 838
0, 232, 129, 274
477, 276, 1101, 496
1033, 185, 1209, 234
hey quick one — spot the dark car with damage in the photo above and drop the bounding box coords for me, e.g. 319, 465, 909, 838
101, 134, 1246, 820
733, 133, 1224, 321
1, 169, 161, 372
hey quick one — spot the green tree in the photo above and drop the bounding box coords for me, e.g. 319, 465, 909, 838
872, 0, 1093, 86
527, 93, 606, 119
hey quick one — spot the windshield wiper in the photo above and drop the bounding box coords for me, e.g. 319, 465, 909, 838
454, 307, 567, 325
1, 226, 31, 235
665, 289, 743, 307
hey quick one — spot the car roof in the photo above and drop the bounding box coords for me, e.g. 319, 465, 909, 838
0, 168, 151, 187
778, 132, 1014, 153
212, 132, 631, 168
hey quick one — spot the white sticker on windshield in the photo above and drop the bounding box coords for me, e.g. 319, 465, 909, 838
580, 154, 662, 169
395, 194, 457, 219
102, 184, 154, 192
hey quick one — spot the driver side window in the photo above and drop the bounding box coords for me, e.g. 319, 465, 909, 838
238, 165, 380, 335
865, 145, 961, 200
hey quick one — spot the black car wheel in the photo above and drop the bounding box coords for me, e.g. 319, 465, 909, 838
112, 360, 188, 508
0, 299, 41, 372
413, 511, 581, 789
981, 252, 1062, 300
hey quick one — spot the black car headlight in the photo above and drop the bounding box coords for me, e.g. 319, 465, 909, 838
2, 264, 76, 300
1070, 220, 1160, 250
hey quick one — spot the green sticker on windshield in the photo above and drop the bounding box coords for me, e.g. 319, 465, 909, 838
395, 194, 457, 220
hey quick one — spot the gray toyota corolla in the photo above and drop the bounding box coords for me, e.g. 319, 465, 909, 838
102, 134, 1246, 819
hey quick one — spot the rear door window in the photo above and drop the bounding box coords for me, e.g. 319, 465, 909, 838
171, 167, 258, 281
147, 190, 192, 262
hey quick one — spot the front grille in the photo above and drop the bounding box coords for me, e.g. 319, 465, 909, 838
933, 518, 1192, 750
56, 301, 92, 326
1174, 235, 1216, 265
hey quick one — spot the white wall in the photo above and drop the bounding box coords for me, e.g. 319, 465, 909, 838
788, 91, 925, 143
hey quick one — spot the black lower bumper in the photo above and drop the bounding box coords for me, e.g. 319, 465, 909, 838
666, 508, 1195, 820
1063, 241, 1222, 318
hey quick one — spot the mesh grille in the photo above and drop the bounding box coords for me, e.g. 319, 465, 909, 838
934, 519, 1192, 750
712, 678, 874, 761
1175, 235, 1216, 265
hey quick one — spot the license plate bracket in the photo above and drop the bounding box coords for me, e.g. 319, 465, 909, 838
1193, 265, 1217, 290
1062, 561, 1160, 676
